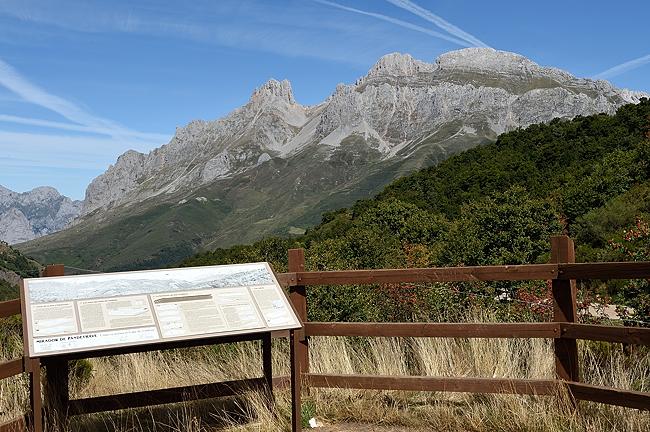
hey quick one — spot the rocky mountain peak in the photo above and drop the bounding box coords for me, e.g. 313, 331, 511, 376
28, 186, 60, 200
0, 185, 82, 244
364, 52, 433, 81
117, 149, 146, 162
250, 78, 296, 105
434, 48, 594, 87
0, 185, 17, 204
435, 47, 536, 73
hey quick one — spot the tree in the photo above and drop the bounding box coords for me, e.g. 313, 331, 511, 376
608, 217, 650, 326
444, 186, 562, 266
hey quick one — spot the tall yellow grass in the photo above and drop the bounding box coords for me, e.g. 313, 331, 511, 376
1, 318, 648, 431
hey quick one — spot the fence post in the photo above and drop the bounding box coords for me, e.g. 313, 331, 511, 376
550, 236, 580, 384
26, 358, 42, 432
288, 248, 308, 430
288, 249, 309, 373
41, 264, 65, 278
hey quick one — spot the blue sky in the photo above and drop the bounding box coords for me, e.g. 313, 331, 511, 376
0, 0, 649, 200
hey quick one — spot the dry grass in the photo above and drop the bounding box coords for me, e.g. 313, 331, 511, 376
1, 317, 649, 432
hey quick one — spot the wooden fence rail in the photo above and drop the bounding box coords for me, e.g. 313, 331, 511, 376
0, 418, 27, 432
306, 374, 559, 396
276, 262, 650, 287
304, 322, 561, 338
0, 265, 64, 432
283, 235, 650, 430
0, 300, 28, 432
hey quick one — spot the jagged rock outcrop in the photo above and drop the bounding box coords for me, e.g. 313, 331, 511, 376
82, 78, 310, 215
0, 185, 82, 244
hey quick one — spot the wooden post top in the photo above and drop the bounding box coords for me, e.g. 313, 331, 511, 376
41, 264, 65, 277
288, 249, 305, 273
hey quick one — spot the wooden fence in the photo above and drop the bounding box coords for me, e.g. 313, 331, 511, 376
0, 298, 29, 432
0, 265, 64, 432
277, 236, 650, 430
1, 236, 649, 432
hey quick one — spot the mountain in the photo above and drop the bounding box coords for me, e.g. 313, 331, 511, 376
17, 48, 648, 271
181, 100, 650, 323
0, 186, 82, 244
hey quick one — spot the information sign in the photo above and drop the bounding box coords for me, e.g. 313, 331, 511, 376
22, 262, 301, 357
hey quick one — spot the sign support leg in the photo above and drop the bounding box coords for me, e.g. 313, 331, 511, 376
262, 332, 274, 409
43, 358, 69, 430
290, 329, 302, 432
26, 358, 43, 432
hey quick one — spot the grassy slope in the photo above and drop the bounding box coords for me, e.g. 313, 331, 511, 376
18, 132, 487, 272
3, 317, 648, 431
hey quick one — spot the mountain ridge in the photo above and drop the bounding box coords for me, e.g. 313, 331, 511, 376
81, 48, 647, 217
18, 48, 649, 271
0, 185, 82, 244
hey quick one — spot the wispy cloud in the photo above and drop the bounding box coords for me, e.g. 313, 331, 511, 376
313, 0, 470, 47
0, 129, 162, 198
0, 131, 155, 170
0, 114, 168, 142
594, 53, 650, 79
0, 56, 169, 197
384, 0, 490, 48
0, 57, 167, 143
0, 0, 387, 66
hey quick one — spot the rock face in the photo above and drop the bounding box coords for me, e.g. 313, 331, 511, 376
82, 79, 310, 216
0, 185, 82, 244
20, 48, 648, 271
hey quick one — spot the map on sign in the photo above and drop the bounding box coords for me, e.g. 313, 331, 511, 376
22, 262, 301, 357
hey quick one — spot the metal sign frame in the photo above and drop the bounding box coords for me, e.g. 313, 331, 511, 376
21, 262, 301, 357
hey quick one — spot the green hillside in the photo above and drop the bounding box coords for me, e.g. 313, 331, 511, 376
182, 99, 650, 323
0, 241, 41, 301
18, 131, 488, 272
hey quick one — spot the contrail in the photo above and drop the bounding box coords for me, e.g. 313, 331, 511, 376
594, 53, 650, 79
313, 0, 470, 47
0, 57, 166, 142
385, 0, 490, 48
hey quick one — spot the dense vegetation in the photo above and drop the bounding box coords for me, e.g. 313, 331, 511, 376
181, 100, 650, 324
0, 241, 41, 301
0, 242, 41, 359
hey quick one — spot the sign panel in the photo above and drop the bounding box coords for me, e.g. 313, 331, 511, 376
22, 262, 301, 357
